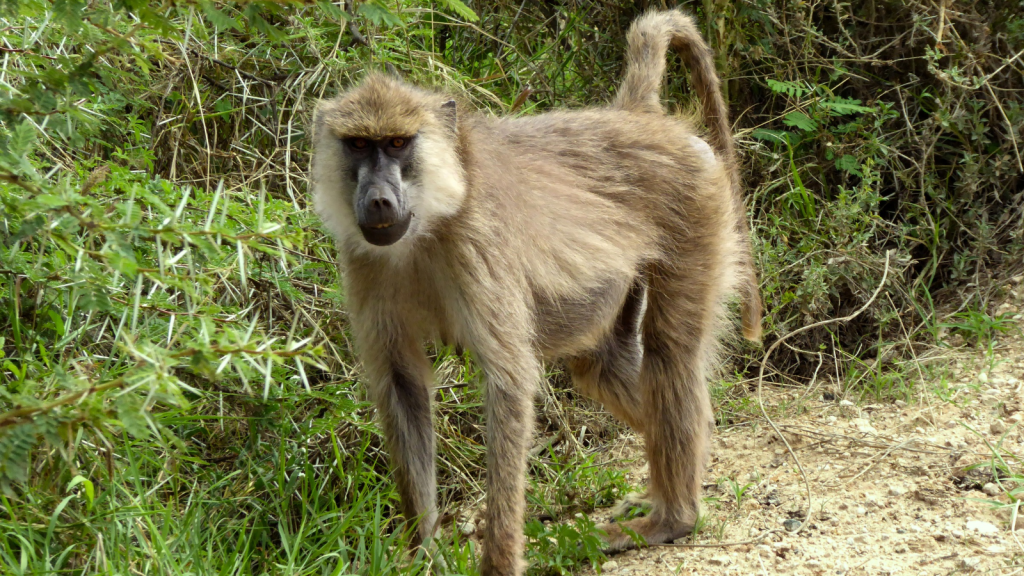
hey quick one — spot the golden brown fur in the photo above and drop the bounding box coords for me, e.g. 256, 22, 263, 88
311, 9, 761, 576
615, 9, 762, 340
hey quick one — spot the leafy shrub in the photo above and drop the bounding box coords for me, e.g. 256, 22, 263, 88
524, 515, 607, 575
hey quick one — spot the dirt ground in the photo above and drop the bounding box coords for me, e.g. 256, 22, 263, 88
580, 282, 1024, 575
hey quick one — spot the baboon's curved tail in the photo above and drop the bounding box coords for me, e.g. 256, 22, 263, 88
614, 10, 763, 342
613, 10, 733, 160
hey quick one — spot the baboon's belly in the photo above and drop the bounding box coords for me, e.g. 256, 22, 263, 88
533, 277, 632, 359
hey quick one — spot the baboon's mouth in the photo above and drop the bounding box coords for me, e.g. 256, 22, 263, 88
359, 212, 412, 246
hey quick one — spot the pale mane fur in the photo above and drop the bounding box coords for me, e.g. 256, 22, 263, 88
310, 9, 761, 576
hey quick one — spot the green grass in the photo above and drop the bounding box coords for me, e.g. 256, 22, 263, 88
721, 477, 755, 508
968, 422, 1024, 510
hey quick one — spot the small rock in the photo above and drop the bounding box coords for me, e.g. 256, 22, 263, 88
458, 521, 476, 536
979, 372, 989, 383
708, 556, 731, 566
952, 529, 964, 538
907, 536, 935, 552
960, 556, 982, 571
987, 544, 1006, 554
783, 519, 801, 532
851, 418, 878, 435
601, 560, 619, 572
945, 437, 967, 449
982, 483, 1000, 497
856, 506, 867, 515
756, 544, 772, 557
991, 420, 1008, 435
966, 520, 998, 535
894, 543, 908, 553
839, 399, 855, 407
888, 485, 906, 497
853, 534, 870, 544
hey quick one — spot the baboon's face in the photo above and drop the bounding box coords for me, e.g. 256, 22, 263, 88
311, 74, 467, 253
342, 135, 417, 246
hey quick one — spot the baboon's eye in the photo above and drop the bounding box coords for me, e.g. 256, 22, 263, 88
390, 137, 406, 149
350, 138, 368, 150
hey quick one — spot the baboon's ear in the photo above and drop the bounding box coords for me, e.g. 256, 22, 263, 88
440, 99, 457, 133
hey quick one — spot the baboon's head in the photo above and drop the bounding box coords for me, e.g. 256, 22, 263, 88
312, 73, 466, 251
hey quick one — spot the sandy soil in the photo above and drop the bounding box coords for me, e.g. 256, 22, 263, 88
578, 283, 1024, 575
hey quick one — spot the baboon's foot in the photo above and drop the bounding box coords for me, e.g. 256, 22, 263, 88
598, 516, 695, 553
609, 491, 652, 519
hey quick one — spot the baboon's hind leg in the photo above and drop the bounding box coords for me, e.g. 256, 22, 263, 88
598, 262, 721, 552
567, 277, 646, 433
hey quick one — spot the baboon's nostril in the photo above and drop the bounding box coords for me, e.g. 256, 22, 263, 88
371, 197, 392, 211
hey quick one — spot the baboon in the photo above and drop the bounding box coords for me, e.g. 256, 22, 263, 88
311, 9, 761, 576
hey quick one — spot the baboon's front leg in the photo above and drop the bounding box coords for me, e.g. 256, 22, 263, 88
361, 331, 439, 549
478, 351, 540, 576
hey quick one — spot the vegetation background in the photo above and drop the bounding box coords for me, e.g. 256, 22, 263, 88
0, 0, 1021, 574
